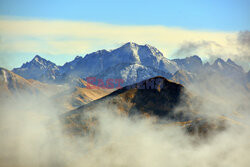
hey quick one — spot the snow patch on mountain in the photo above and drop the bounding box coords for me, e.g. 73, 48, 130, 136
93, 63, 172, 86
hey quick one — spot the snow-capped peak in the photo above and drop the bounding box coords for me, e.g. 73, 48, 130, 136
123, 42, 138, 47
33, 55, 42, 61
12, 55, 60, 82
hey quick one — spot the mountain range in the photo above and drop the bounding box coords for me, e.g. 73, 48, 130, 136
10, 42, 249, 89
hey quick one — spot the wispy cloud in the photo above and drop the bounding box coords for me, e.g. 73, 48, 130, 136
172, 31, 250, 70
0, 17, 244, 69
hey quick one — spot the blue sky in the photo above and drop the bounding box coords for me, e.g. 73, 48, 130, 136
1, 0, 249, 31
0, 0, 249, 69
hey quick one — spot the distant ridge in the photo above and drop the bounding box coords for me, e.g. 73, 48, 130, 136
10, 42, 248, 88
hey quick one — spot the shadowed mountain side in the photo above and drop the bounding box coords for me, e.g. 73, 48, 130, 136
64, 76, 186, 117
62, 76, 225, 136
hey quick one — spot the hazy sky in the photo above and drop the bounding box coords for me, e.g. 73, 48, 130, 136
0, 0, 249, 69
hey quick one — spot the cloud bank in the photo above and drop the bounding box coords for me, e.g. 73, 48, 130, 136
0, 73, 250, 167
0, 17, 239, 69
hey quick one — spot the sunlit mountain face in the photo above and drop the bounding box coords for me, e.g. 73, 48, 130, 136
0, 0, 249, 166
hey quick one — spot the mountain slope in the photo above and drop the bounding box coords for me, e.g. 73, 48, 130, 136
1, 67, 113, 111
0, 67, 39, 98
62, 76, 225, 136
12, 55, 61, 82
53, 79, 114, 111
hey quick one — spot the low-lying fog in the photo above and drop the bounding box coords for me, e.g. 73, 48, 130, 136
0, 75, 249, 167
